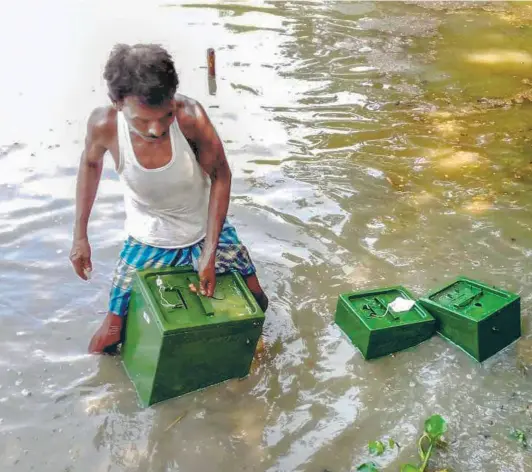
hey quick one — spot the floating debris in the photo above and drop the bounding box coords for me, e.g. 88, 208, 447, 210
0, 142, 26, 158
164, 412, 187, 432
385, 173, 407, 190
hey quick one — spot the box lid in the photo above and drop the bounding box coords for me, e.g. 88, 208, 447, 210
340, 286, 434, 330
133, 266, 264, 334
422, 276, 520, 321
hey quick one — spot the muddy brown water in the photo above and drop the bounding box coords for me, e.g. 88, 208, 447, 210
1, 1, 532, 471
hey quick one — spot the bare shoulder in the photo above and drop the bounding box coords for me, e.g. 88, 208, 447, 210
175, 93, 205, 118
174, 94, 227, 176
175, 94, 213, 139
86, 106, 117, 149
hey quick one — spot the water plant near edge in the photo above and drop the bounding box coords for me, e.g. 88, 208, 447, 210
509, 428, 527, 448
357, 415, 448, 472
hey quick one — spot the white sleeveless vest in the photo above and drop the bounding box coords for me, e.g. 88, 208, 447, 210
116, 111, 210, 248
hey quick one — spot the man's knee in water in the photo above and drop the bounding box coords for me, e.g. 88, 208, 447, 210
244, 273, 269, 312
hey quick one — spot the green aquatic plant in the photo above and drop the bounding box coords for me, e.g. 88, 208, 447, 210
368, 440, 386, 456
357, 463, 379, 472
357, 438, 398, 471
356, 415, 448, 472
400, 465, 419, 472
509, 428, 527, 448
415, 415, 448, 472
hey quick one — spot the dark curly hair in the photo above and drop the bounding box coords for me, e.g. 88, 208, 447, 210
103, 43, 179, 106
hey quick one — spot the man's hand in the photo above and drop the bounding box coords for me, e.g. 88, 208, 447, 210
198, 258, 216, 297
188, 257, 216, 297
70, 238, 92, 281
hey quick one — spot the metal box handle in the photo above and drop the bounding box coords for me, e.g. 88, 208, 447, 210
198, 294, 215, 317
452, 288, 484, 308
187, 276, 215, 316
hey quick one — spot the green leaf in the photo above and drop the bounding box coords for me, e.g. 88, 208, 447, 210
400, 465, 419, 472
357, 463, 380, 472
388, 438, 396, 449
424, 415, 447, 441
368, 440, 385, 455
510, 429, 528, 448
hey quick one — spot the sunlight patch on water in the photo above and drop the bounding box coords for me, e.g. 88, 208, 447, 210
466, 49, 532, 66
462, 198, 495, 215
432, 119, 465, 139
438, 150, 483, 170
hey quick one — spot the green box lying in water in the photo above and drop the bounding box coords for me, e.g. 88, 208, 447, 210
419, 276, 521, 362
121, 266, 265, 407
334, 286, 436, 359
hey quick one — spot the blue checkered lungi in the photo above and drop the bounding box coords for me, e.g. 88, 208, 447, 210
108, 220, 256, 317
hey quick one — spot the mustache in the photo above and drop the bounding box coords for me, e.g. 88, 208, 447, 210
146, 131, 167, 139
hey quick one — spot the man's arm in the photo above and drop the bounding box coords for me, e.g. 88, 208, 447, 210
181, 101, 231, 296
70, 108, 109, 280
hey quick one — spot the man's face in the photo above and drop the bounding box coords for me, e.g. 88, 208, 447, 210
120, 96, 175, 142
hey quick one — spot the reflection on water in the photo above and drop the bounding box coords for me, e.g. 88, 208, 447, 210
1, 1, 532, 471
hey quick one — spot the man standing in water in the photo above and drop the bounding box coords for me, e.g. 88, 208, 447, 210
70, 43, 268, 353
